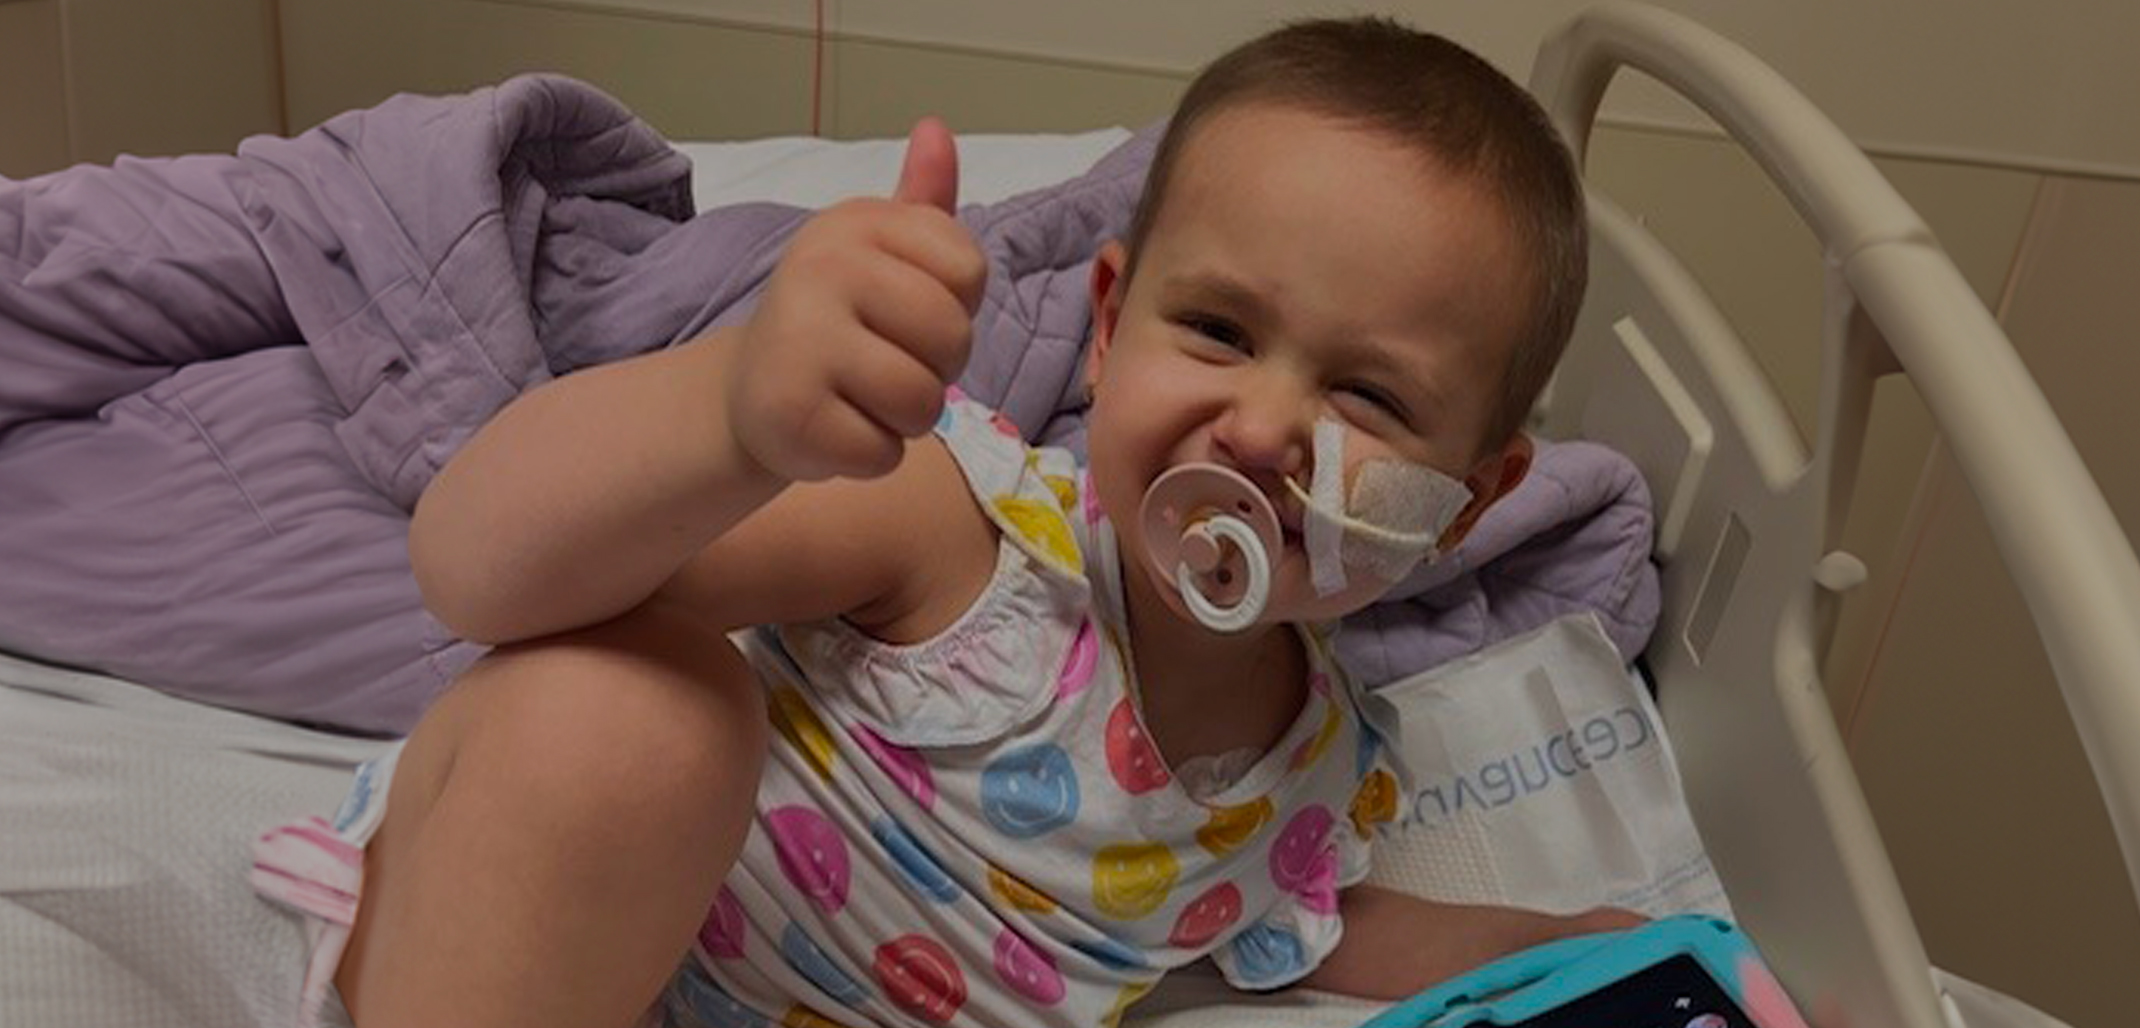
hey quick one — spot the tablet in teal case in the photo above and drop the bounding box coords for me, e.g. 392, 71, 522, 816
1356, 915, 1811, 1028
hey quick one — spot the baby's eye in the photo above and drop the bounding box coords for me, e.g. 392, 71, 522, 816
1180, 314, 1249, 352
1337, 383, 1413, 427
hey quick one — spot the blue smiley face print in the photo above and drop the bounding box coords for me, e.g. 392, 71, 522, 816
670, 963, 769, 1028
1227, 923, 1308, 987
780, 922, 872, 1006
871, 817, 962, 903
1069, 936, 1148, 973
1355, 720, 1381, 780
980, 743, 1081, 839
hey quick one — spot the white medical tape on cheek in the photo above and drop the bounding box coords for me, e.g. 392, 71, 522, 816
1305, 418, 1349, 596
1287, 418, 1477, 588
1342, 458, 1473, 581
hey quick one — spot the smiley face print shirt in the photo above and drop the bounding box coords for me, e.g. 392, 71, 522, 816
664, 393, 1395, 1028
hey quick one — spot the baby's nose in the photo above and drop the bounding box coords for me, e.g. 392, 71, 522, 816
1212, 385, 1311, 479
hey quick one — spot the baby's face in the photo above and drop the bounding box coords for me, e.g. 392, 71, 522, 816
1085, 104, 1531, 625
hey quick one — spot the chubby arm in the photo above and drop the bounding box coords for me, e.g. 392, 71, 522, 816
410, 333, 780, 644
652, 434, 997, 642
408, 339, 994, 644
1300, 884, 1644, 1001
411, 118, 987, 645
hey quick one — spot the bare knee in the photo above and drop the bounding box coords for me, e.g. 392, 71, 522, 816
429, 600, 770, 831
337, 603, 763, 1026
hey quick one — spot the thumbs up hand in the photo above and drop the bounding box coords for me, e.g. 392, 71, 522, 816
727, 117, 989, 484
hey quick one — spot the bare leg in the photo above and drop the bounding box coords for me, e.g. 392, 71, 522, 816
334, 602, 768, 1028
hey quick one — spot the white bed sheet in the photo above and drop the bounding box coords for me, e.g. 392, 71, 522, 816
674, 127, 1132, 213
0, 654, 385, 1028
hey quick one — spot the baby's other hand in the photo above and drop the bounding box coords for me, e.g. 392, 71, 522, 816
728, 117, 987, 483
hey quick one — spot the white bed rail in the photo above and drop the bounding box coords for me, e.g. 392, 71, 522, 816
1535, 0, 2140, 914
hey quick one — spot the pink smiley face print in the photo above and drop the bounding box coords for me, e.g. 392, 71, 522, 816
695, 884, 747, 960
1293, 856, 1339, 915
1105, 699, 1171, 795
1057, 620, 1099, 699
873, 934, 968, 1024
992, 929, 1066, 1006
1168, 881, 1243, 949
766, 805, 851, 915
1268, 805, 1335, 895
848, 724, 936, 811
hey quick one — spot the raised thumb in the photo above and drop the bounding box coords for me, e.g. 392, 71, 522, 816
891, 116, 960, 213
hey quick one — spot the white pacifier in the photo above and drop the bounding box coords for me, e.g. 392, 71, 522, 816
1137, 463, 1283, 634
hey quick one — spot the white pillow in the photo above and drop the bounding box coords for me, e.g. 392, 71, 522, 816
674, 127, 1132, 212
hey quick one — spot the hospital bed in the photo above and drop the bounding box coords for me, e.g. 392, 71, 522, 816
1, 4, 2132, 1027
1527, 7, 2140, 1026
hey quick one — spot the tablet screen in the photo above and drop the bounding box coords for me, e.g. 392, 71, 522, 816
1511, 954, 1755, 1028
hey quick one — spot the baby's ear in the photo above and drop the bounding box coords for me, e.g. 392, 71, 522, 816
1439, 434, 1533, 550
1085, 241, 1130, 394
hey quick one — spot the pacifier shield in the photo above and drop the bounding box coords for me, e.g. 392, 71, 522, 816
1137, 464, 1281, 617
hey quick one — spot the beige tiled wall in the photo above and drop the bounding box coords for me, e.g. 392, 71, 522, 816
0, 1, 72, 178
276, 0, 1180, 143
817, 36, 1179, 140
0, 0, 280, 178
278, 0, 819, 143
60, 0, 280, 165
520, 0, 2140, 181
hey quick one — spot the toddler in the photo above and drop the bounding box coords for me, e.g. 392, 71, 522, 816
260, 17, 1636, 1028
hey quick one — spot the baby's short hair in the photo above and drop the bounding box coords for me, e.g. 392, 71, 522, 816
1126, 17, 1587, 451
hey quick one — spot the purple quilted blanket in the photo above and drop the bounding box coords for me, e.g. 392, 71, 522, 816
0, 76, 1657, 734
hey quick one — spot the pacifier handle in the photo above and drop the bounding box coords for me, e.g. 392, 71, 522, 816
1137, 463, 1282, 634
1177, 517, 1271, 633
